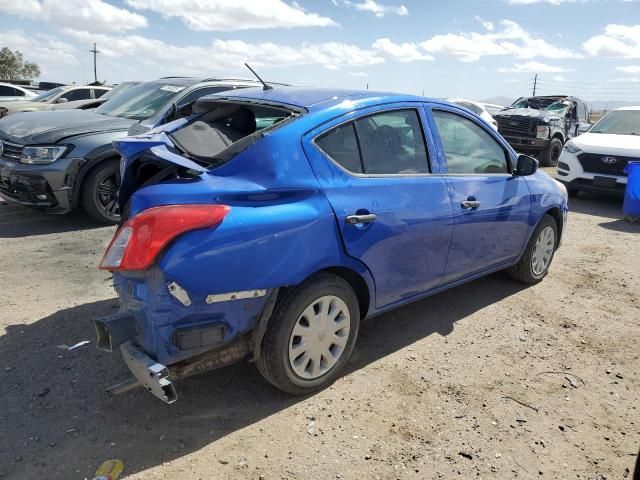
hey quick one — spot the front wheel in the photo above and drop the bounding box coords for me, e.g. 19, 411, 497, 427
81, 159, 121, 224
539, 137, 563, 167
507, 214, 558, 284
256, 273, 360, 395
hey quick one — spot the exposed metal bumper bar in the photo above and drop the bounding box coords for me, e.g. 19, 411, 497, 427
120, 342, 177, 404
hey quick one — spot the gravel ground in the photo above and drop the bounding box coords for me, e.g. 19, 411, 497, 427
0, 182, 639, 480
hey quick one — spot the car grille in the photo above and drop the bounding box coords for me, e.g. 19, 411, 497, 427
577, 152, 636, 176
1, 140, 24, 162
496, 116, 537, 137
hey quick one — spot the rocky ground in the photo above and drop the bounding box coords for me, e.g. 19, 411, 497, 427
0, 184, 638, 480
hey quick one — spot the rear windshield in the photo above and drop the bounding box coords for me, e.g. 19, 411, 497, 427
95, 82, 188, 120
169, 102, 298, 167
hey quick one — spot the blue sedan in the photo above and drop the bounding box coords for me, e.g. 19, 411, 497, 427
95, 87, 568, 403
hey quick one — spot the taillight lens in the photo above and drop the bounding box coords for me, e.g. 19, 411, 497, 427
99, 204, 229, 271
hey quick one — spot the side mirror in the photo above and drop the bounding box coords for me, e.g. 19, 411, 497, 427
515, 154, 538, 176
55, 97, 68, 103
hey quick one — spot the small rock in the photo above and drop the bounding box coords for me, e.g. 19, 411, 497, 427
458, 451, 473, 460
364, 455, 372, 460
218, 460, 229, 465
606, 369, 612, 374
559, 425, 565, 432
495, 453, 502, 458
615, 373, 624, 379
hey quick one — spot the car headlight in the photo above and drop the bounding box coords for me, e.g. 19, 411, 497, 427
536, 126, 550, 139
563, 140, 581, 154
20, 145, 68, 164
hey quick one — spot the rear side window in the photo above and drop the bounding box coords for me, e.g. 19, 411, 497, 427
62, 88, 92, 101
316, 108, 430, 175
94, 88, 108, 98
432, 110, 508, 174
316, 123, 363, 174
0, 86, 19, 96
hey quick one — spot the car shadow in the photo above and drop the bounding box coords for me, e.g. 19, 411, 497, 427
0, 201, 108, 238
568, 192, 624, 220
0, 273, 528, 479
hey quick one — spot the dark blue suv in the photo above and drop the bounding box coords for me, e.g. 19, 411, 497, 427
95, 87, 568, 403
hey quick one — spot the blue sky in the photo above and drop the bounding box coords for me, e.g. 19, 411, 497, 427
1, 0, 639, 103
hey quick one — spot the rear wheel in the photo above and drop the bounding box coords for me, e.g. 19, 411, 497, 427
539, 137, 563, 167
507, 214, 558, 284
81, 159, 120, 224
256, 273, 360, 395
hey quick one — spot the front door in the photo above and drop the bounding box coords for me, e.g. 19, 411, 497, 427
303, 105, 453, 308
430, 108, 531, 283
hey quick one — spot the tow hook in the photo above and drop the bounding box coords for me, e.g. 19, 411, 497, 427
118, 342, 177, 404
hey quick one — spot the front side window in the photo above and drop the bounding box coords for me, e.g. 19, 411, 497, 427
432, 110, 509, 174
94, 88, 109, 98
0, 86, 19, 96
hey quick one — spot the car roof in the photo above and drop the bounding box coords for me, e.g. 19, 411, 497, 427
200, 86, 434, 112
144, 77, 284, 87
615, 106, 640, 111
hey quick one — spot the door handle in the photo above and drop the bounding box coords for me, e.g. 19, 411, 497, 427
346, 213, 377, 225
461, 200, 481, 209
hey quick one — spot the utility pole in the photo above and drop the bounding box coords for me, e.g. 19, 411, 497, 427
532, 73, 537, 97
89, 43, 100, 84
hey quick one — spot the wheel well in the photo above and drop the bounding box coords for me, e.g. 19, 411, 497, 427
551, 132, 564, 144
322, 267, 370, 319
73, 155, 120, 207
546, 207, 563, 247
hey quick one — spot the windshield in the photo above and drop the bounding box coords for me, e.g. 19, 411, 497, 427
509, 97, 563, 110
590, 110, 640, 135
544, 101, 570, 116
99, 82, 139, 101
95, 82, 187, 120
31, 87, 64, 103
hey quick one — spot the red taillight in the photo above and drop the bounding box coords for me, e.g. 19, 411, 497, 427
99, 204, 230, 271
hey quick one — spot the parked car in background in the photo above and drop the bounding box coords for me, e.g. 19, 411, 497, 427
45, 81, 140, 111
94, 87, 568, 403
481, 102, 505, 116
557, 106, 640, 197
0, 77, 282, 223
447, 98, 498, 130
0, 82, 39, 101
0, 85, 111, 117
493, 96, 590, 166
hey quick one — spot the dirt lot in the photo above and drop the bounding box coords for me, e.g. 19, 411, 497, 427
0, 183, 638, 480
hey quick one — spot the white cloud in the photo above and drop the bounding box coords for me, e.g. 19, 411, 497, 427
338, 0, 408, 17
498, 61, 572, 72
2, 30, 78, 66
125, 0, 337, 31
617, 65, 640, 73
62, 30, 385, 74
420, 20, 576, 62
372, 38, 433, 62
551, 75, 568, 81
0, 0, 147, 33
583, 24, 640, 58
349, 71, 369, 77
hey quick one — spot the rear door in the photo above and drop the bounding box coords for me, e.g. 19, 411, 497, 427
302, 104, 453, 308
428, 107, 531, 283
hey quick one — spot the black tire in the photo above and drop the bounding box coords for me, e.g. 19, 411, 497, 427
81, 159, 121, 224
507, 214, 558, 284
539, 137, 563, 167
256, 273, 360, 395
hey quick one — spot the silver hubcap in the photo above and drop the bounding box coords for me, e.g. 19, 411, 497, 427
288, 295, 351, 380
531, 225, 555, 276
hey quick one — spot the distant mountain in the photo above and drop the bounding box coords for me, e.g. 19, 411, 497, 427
586, 100, 640, 111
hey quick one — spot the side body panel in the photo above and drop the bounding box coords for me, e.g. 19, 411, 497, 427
301, 102, 454, 307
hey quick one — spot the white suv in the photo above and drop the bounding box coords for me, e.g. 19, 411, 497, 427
557, 106, 640, 197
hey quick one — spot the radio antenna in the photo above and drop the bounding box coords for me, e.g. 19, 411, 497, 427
245, 63, 273, 91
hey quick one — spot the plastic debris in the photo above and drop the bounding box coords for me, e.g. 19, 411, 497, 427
92, 459, 124, 480
57, 341, 91, 351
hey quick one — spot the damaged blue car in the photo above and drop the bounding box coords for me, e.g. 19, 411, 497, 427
96, 87, 568, 403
